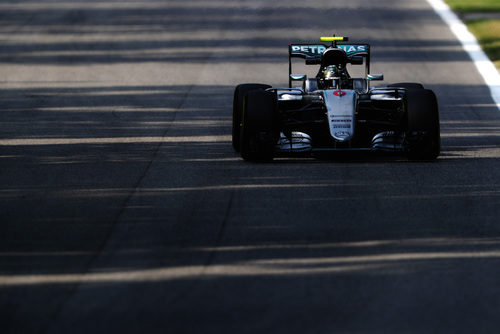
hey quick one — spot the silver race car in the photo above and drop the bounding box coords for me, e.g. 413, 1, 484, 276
232, 36, 440, 161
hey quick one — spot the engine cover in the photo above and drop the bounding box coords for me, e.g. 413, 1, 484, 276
322, 89, 356, 142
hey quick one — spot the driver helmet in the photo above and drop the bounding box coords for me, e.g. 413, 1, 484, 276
323, 65, 341, 79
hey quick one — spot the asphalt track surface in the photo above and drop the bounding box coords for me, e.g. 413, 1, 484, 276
1, 1, 500, 333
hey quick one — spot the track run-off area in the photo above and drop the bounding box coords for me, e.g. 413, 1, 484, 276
1, 1, 500, 333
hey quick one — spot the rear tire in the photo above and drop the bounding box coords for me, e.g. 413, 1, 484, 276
232, 84, 271, 152
240, 90, 278, 162
406, 89, 440, 160
389, 82, 424, 90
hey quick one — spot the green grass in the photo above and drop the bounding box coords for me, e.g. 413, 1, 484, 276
444, 0, 500, 71
445, 0, 500, 13
466, 19, 500, 71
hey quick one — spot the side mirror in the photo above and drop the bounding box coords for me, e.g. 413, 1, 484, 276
367, 74, 384, 81
290, 74, 307, 81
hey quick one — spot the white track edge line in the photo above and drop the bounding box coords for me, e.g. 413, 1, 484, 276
426, 0, 500, 110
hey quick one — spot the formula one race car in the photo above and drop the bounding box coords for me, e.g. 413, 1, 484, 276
232, 36, 440, 161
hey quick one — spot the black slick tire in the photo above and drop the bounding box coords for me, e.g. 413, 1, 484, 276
389, 82, 424, 90
232, 83, 271, 152
240, 90, 277, 162
406, 89, 441, 160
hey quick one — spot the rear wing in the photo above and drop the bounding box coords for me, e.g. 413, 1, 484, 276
289, 43, 370, 58
288, 41, 371, 87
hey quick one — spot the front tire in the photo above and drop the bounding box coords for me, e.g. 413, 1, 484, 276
232, 84, 271, 152
389, 82, 424, 90
406, 89, 440, 160
240, 90, 278, 162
